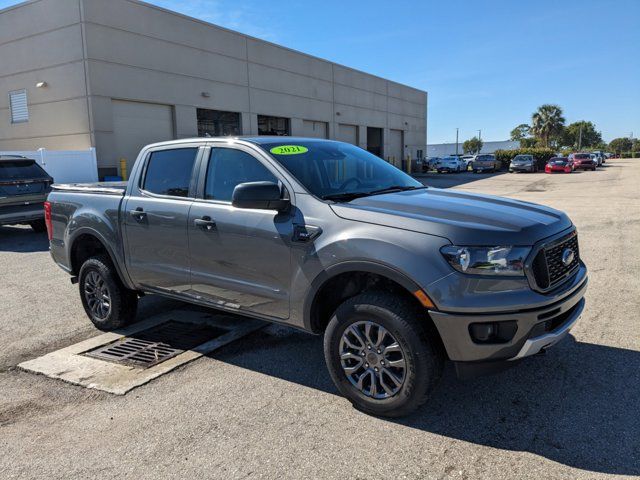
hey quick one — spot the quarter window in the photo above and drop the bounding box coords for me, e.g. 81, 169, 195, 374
205, 148, 277, 201
142, 148, 198, 197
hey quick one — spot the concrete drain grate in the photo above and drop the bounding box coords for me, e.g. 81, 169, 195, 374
84, 320, 229, 368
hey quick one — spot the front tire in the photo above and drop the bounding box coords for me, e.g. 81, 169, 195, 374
78, 255, 138, 330
324, 292, 443, 418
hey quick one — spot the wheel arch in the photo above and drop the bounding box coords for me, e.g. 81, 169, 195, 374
303, 261, 440, 338
68, 228, 133, 289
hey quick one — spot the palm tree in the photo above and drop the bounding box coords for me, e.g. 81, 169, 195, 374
531, 104, 565, 148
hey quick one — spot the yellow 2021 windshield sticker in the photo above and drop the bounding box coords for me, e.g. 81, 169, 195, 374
270, 145, 309, 155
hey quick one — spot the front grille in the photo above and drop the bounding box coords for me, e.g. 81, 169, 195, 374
530, 232, 580, 291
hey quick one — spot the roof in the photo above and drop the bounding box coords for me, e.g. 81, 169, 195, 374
0, 155, 31, 161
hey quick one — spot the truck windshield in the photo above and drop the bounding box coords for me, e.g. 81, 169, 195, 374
261, 140, 422, 201
0, 160, 49, 180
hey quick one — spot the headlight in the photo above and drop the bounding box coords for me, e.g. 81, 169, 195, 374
440, 245, 530, 276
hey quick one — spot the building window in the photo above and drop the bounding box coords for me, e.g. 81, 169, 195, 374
417, 149, 424, 159
9, 90, 28, 124
197, 109, 241, 137
258, 115, 290, 136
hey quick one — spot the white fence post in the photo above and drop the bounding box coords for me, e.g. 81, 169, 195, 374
89, 147, 98, 181
37, 147, 46, 167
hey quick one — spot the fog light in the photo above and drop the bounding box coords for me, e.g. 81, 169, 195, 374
470, 323, 495, 342
469, 321, 518, 344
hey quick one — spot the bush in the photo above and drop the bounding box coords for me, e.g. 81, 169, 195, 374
494, 147, 557, 170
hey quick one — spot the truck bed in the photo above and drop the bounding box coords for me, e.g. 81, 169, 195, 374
51, 181, 127, 195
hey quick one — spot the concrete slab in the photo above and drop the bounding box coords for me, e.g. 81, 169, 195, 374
18, 310, 265, 395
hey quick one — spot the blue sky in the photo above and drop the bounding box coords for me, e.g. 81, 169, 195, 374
2, 0, 638, 143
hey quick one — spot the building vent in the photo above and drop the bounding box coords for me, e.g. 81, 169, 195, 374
9, 90, 28, 123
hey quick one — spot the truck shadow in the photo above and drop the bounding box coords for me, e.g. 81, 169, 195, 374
213, 327, 639, 476
0, 225, 49, 252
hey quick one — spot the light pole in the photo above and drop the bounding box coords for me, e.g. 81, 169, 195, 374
455, 128, 459, 156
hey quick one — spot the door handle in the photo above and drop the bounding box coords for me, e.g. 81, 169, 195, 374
194, 216, 216, 230
130, 207, 147, 221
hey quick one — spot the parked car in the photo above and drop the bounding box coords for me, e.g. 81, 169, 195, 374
460, 155, 474, 169
423, 157, 440, 173
469, 154, 497, 173
569, 153, 597, 171
436, 156, 465, 173
46, 137, 587, 417
509, 154, 539, 173
0, 155, 53, 231
592, 151, 606, 164
545, 157, 572, 174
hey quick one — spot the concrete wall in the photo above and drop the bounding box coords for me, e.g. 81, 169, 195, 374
0, 0, 91, 151
0, 0, 427, 175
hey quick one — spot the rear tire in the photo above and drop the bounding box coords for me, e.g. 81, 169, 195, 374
324, 292, 444, 418
29, 219, 47, 233
78, 255, 138, 330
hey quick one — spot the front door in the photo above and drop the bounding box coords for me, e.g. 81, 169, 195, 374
123, 146, 200, 292
188, 145, 292, 319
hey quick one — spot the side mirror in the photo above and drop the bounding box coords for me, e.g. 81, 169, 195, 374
232, 181, 290, 212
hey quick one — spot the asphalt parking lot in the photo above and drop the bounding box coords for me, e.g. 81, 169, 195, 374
1, 159, 639, 479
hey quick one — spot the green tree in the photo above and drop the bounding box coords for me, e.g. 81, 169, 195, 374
562, 121, 603, 149
531, 104, 565, 148
609, 137, 632, 154
510, 124, 531, 142
463, 136, 483, 154
520, 137, 538, 148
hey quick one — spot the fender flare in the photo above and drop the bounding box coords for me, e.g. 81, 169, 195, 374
67, 227, 134, 289
302, 260, 423, 332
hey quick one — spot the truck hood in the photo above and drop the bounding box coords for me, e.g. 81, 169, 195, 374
329, 188, 572, 245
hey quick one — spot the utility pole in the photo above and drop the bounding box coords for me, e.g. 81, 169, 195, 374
578, 124, 583, 150
478, 129, 481, 141
455, 128, 459, 156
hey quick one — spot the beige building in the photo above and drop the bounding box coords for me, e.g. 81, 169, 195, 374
0, 0, 427, 178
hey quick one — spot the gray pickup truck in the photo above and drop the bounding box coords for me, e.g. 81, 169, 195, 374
46, 137, 587, 417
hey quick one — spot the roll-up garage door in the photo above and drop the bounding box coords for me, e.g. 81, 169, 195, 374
388, 129, 404, 167
336, 123, 358, 145
112, 100, 175, 166
301, 120, 328, 139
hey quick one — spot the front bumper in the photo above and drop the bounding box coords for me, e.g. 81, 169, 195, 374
429, 271, 587, 364
510, 165, 534, 172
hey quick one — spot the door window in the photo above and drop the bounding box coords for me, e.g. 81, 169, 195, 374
142, 148, 198, 197
204, 148, 277, 201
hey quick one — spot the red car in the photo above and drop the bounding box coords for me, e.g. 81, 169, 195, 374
545, 157, 572, 173
569, 152, 597, 171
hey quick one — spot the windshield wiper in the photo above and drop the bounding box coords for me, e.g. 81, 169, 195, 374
321, 191, 373, 202
368, 185, 427, 196
322, 185, 427, 203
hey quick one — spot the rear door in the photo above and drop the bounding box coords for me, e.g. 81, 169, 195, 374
123, 145, 201, 292
187, 144, 293, 319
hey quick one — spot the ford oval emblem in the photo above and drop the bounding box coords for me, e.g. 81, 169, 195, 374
561, 248, 575, 266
